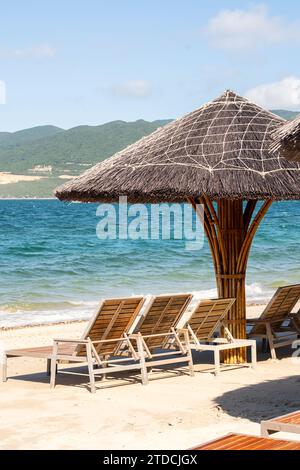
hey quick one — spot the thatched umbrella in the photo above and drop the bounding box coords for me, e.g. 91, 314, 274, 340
55, 90, 300, 364
269, 115, 300, 162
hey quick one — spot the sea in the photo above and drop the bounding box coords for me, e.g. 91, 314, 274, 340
0, 199, 299, 328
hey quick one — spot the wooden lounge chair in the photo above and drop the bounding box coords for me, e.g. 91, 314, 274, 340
247, 284, 300, 360
192, 433, 300, 450
2, 296, 145, 392
178, 298, 256, 375
261, 410, 300, 437
50, 293, 193, 390
128, 293, 194, 383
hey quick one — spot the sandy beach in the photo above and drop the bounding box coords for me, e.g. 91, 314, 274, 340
1, 304, 300, 450
0, 172, 44, 185
1, 0, 300, 457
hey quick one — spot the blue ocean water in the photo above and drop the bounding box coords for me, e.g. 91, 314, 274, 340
0, 199, 299, 328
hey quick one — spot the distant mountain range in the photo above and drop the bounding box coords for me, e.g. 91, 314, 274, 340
0, 110, 299, 198
270, 110, 300, 120
0, 120, 171, 175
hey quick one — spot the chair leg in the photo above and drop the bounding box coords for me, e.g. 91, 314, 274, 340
188, 353, 194, 377
251, 341, 257, 369
261, 422, 272, 437
136, 334, 149, 385
50, 341, 58, 389
86, 342, 96, 394
214, 349, 220, 376
100, 355, 109, 381
266, 324, 277, 360
46, 358, 51, 376
50, 357, 57, 389
2, 354, 7, 382
183, 330, 194, 377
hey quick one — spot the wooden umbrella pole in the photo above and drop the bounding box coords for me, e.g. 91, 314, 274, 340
217, 199, 245, 363
189, 197, 272, 364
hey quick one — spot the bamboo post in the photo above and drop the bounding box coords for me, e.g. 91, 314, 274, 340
188, 196, 272, 364
217, 199, 246, 363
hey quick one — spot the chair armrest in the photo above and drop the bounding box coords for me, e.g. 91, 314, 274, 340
129, 332, 174, 340
89, 337, 126, 344
53, 338, 89, 344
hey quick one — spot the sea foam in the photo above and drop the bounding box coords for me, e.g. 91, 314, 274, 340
0, 283, 274, 329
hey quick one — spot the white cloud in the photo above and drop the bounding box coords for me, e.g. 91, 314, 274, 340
205, 4, 300, 51
113, 80, 152, 98
0, 44, 56, 59
245, 76, 300, 109
0, 80, 6, 104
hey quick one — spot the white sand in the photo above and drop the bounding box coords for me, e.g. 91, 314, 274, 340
0, 172, 44, 185
1, 304, 300, 450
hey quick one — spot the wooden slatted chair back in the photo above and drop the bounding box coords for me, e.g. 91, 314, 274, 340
76, 297, 145, 356
136, 294, 192, 349
183, 298, 235, 341
251, 284, 300, 334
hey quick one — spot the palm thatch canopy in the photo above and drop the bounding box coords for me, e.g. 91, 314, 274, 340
55, 90, 300, 203
269, 115, 300, 162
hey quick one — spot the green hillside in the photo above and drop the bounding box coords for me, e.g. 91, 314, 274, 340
0, 125, 63, 148
0, 132, 11, 143
271, 110, 300, 120
0, 111, 298, 198
0, 120, 171, 175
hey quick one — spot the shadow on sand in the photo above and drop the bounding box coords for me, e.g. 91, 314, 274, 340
6, 342, 299, 396
7, 361, 191, 391
214, 374, 300, 423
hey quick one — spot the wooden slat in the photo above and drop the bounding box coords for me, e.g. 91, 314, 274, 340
7, 344, 75, 358
75, 296, 145, 356
252, 284, 300, 334
274, 411, 300, 424
184, 298, 235, 341
135, 294, 192, 349
193, 433, 300, 450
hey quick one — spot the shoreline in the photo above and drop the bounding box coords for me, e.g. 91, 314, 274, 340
0, 197, 56, 200
0, 302, 266, 331
0, 317, 88, 332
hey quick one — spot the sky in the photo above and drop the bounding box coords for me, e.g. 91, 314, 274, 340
1, 0, 300, 131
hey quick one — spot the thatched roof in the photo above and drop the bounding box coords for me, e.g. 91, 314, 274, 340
269, 115, 300, 162
55, 90, 300, 202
